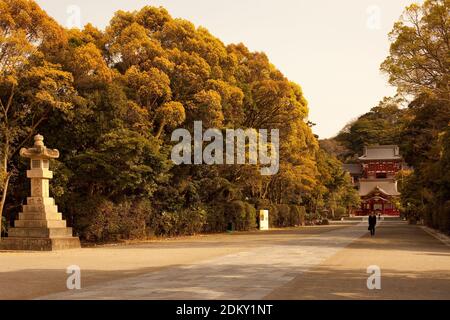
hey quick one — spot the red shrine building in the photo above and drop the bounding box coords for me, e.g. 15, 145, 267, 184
344, 145, 403, 216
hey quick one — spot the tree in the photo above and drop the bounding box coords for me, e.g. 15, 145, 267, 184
67, 42, 112, 90
154, 101, 185, 138
335, 96, 408, 160
380, 0, 449, 231
123, 66, 171, 110
381, 0, 449, 100
314, 149, 360, 217
108, 22, 164, 72
0, 0, 76, 237
69, 129, 170, 198
186, 90, 223, 128
0, 62, 76, 235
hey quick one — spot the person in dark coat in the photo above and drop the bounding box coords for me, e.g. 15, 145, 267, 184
368, 211, 377, 236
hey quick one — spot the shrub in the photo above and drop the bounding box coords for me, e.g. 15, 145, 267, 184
152, 211, 178, 237
227, 200, 256, 231
119, 199, 152, 239
275, 204, 291, 227
71, 196, 119, 242
151, 207, 207, 236
205, 201, 256, 232
71, 196, 153, 242
266, 205, 306, 227
267, 204, 279, 228
334, 207, 347, 219
243, 202, 257, 230
177, 207, 207, 235
289, 205, 306, 226
205, 204, 227, 232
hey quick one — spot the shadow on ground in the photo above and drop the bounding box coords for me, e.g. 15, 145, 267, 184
265, 266, 450, 300
3, 262, 450, 300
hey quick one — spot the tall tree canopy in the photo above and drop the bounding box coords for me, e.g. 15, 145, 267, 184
381, 0, 449, 100
333, 97, 409, 161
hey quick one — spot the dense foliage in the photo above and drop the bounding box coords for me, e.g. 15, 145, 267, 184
0, 0, 358, 240
333, 97, 409, 161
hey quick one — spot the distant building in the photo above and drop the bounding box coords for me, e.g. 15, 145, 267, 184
344, 145, 404, 216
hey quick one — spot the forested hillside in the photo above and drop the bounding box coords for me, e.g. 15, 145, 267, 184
0, 0, 358, 241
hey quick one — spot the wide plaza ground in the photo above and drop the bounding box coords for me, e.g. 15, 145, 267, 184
1, 221, 449, 299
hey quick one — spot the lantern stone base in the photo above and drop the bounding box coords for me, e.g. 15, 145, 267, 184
0, 236, 80, 251
0, 196, 81, 251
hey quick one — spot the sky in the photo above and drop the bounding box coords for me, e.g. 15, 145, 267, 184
35, 0, 421, 139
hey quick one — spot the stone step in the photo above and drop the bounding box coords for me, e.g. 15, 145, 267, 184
18, 212, 63, 221
8, 227, 74, 238
27, 197, 55, 206
0, 237, 80, 251
22, 204, 58, 213
14, 220, 67, 228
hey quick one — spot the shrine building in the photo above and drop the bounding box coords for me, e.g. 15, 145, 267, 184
343, 145, 404, 216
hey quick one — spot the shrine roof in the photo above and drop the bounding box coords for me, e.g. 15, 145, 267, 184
358, 145, 402, 161
359, 180, 400, 197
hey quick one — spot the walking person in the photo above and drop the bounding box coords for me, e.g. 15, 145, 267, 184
368, 211, 377, 236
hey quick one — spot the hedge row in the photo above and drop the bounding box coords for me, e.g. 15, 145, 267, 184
264, 204, 306, 228
62, 197, 308, 242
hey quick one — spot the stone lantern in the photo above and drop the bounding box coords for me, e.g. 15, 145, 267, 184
0, 135, 80, 251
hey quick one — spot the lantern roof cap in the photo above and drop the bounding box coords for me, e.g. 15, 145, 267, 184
20, 134, 60, 160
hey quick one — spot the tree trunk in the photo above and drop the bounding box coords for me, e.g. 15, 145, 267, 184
155, 120, 166, 139
0, 173, 11, 240
0, 137, 9, 240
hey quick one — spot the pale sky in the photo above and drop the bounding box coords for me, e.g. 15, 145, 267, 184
36, 0, 420, 138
